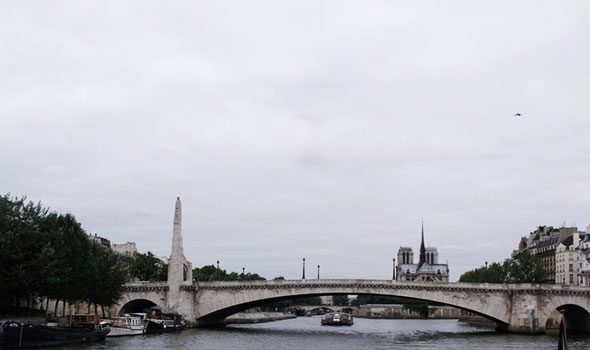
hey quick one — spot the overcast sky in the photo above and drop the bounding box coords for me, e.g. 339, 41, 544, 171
1, 1, 589, 281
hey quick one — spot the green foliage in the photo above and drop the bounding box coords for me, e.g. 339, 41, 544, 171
459, 261, 508, 283
405, 302, 429, 318
332, 295, 349, 306
130, 251, 168, 281
506, 251, 545, 283
192, 265, 266, 282
85, 241, 127, 307
459, 252, 545, 284
0, 194, 127, 315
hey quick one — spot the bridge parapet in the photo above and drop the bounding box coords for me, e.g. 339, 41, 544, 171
194, 279, 590, 295
124, 281, 169, 292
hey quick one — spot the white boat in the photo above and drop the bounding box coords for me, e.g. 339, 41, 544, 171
106, 313, 147, 337
321, 312, 354, 326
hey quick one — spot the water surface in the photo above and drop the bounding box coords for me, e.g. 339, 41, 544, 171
60, 317, 590, 350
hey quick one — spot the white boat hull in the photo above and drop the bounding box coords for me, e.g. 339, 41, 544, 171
106, 326, 145, 337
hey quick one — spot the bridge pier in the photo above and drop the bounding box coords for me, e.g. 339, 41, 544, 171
507, 292, 546, 334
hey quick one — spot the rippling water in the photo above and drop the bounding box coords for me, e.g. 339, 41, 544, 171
60, 317, 590, 350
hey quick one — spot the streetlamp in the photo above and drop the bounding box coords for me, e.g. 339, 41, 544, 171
392, 258, 396, 280
317, 265, 320, 280
216, 260, 220, 280
302, 258, 306, 279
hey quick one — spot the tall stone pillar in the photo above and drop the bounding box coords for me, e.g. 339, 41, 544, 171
167, 197, 185, 313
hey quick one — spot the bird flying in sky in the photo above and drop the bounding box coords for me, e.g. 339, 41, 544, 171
514, 113, 522, 117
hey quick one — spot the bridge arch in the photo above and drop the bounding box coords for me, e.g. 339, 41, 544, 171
114, 283, 169, 317
119, 298, 161, 315
544, 304, 590, 334
195, 281, 512, 328
198, 291, 507, 326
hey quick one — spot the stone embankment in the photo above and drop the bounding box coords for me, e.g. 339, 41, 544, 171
225, 312, 296, 324
353, 304, 466, 319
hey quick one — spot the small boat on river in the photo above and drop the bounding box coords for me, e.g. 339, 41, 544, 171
106, 313, 147, 337
320, 312, 353, 326
1, 317, 110, 348
145, 313, 184, 334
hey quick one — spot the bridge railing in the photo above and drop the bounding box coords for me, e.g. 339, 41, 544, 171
192, 279, 590, 293
124, 281, 169, 287
123, 279, 590, 294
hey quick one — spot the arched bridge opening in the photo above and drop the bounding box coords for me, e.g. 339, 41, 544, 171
353, 293, 508, 330
545, 304, 590, 334
196, 291, 508, 329
119, 298, 162, 316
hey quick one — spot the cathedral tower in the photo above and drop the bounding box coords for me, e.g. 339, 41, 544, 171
418, 222, 426, 268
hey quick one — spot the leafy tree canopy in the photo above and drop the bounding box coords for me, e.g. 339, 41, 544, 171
130, 251, 167, 282
459, 252, 545, 284
332, 295, 349, 306
193, 265, 266, 282
0, 194, 127, 315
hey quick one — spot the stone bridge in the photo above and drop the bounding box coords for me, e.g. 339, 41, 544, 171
115, 198, 590, 334
114, 279, 590, 333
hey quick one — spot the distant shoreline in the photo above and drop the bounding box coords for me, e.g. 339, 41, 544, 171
225, 312, 296, 324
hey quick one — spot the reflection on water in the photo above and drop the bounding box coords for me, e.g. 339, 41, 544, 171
59, 317, 590, 350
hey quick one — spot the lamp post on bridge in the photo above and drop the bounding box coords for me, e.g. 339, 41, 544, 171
302, 258, 306, 280
216, 260, 220, 280
392, 258, 396, 280
317, 265, 320, 280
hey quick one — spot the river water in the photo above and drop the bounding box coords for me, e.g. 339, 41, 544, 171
60, 317, 589, 350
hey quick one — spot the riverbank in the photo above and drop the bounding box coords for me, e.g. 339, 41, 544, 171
352, 304, 465, 319
225, 312, 296, 324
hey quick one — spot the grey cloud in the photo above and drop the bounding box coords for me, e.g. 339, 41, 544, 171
1, 1, 589, 281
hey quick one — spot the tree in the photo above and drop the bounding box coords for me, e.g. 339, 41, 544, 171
192, 265, 219, 281
332, 295, 349, 306
506, 251, 545, 283
0, 195, 50, 314
130, 251, 167, 282
0, 194, 131, 316
192, 265, 266, 281
85, 242, 127, 314
459, 253, 544, 284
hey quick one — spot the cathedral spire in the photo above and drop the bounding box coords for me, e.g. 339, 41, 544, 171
418, 221, 426, 268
